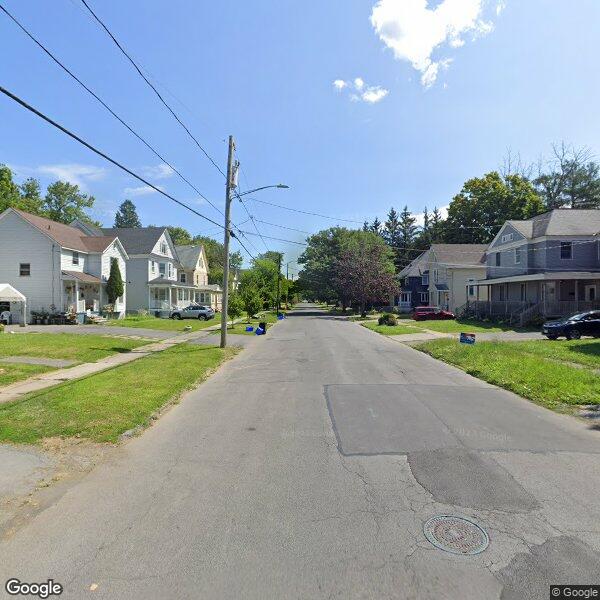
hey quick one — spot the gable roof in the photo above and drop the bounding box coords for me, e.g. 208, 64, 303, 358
431, 244, 487, 267
100, 227, 166, 255
11, 209, 116, 252
500, 209, 600, 241
399, 250, 429, 278
175, 245, 203, 269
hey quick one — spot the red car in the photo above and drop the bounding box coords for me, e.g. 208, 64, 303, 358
412, 306, 455, 321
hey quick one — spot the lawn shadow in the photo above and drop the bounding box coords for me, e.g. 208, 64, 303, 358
566, 340, 600, 361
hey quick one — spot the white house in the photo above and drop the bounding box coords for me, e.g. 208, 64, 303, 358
175, 244, 222, 310
73, 223, 220, 314
0, 208, 128, 323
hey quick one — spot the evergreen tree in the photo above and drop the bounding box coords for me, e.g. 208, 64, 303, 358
114, 199, 142, 228
362, 220, 370, 232
106, 258, 124, 304
383, 207, 402, 271
397, 206, 418, 270
430, 207, 443, 243
415, 206, 432, 250
370, 217, 382, 235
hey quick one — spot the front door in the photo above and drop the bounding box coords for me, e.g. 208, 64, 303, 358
585, 285, 597, 302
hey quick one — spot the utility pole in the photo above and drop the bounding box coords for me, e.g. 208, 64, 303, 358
220, 135, 236, 348
276, 252, 282, 313
285, 262, 289, 309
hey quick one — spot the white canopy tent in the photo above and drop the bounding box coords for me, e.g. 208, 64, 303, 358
0, 284, 27, 327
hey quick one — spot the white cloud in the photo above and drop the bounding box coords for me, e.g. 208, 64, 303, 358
333, 77, 389, 104
140, 163, 174, 180
370, 0, 499, 87
496, 0, 506, 15
123, 185, 162, 197
18, 163, 107, 190
361, 87, 389, 104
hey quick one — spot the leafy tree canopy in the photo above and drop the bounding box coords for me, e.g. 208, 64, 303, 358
114, 199, 142, 228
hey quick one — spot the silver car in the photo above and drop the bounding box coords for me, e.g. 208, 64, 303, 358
170, 304, 215, 321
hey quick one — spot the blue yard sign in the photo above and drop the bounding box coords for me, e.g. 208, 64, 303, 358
460, 332, 476, 345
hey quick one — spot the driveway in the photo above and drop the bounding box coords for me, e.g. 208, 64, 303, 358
1, 305, 599, 599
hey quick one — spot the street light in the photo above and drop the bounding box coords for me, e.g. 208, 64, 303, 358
235, 184, 289, 198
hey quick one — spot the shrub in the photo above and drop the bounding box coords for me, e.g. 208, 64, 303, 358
378, 313, 397, 326
0, 323, 4, 333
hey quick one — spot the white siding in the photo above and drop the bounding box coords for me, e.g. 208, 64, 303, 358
0, 210, 61, 322
60, 248, 87, 272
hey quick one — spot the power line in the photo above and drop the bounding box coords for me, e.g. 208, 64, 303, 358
238, 230, 308, 246
0, 3, 227, 218
246, 196, 365, 224
79, 0, 227, 179
235, 162, 270, 252
254, 219, 311, 235
0, 85, 233, 231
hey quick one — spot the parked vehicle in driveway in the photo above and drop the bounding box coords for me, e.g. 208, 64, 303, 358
542, 311, 600, 340
170, 304, 215, 320
412, 306, 455, 321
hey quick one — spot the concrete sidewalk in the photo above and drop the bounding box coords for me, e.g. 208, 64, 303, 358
0, 329, 209, 404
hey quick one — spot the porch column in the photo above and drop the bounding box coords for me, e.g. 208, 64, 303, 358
75, 280, 79, 312
476, 285, 480, 318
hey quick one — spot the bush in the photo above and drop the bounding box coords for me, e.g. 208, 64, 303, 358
0, 323, 4, 333
378, 313, 398, 326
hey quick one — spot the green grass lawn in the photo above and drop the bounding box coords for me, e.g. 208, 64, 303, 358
0, 334, 151, 363
408, 319, 526, 334
0, 363, 54, 387
416, 338, 600, 409
361, 322, 420, 336
0, 343, 237, 444
107, 315, 218, 332
509, 339, 600, 370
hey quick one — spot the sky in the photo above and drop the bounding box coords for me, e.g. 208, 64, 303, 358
2, 0, 600, 272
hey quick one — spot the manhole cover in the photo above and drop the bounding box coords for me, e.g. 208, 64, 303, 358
423, 515, 489, 555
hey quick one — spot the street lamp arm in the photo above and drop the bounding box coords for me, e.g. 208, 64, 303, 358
235, 184, 289, 198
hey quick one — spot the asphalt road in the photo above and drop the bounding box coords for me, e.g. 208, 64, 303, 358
1, 304, 599, 599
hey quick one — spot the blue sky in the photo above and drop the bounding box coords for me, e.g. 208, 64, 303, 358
2, 0, 600, 271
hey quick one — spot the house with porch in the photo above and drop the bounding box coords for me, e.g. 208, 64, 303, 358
470, 209, 600, 325
424, 244, 489, 312
73, 222, 222, 314
397, 250, 431, 312
0, 208, 128, 323
175, 244, 222, 310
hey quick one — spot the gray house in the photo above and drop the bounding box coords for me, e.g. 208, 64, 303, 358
471, 209, 600, 323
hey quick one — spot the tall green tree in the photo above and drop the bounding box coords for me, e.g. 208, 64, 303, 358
383, 207, 402, 271
106, 258, 124, 304
114, 199, 141, 228
240, 285, 262, 320
43, 181, 95, 224
443, 172, 542, 244
397, 205, 418, 270
0, 165, 44, 214
165, 226, 192, 245
226, 291, 244, 328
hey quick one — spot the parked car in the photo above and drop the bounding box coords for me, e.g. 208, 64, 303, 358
412, 306, 455, 321
542, 310, 600, 340
170, 304, 215, 321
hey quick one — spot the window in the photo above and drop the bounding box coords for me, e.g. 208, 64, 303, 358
160, 242, 167, 255
420, 292, 429, 303
433, 269, 439, 283
151, 261, 156, 273
404, 277, 409, 287
159, 263, 166, 277
72, 251, 79, 265
501, 233, 514, 243
178, 289, 183, 301
498, 285, 505, 301
495, 252, 501, 267
514, 247, 521, 264
422, 272, 429, 285
168, 263, 173, 278
468, 285, 475, 296
180, 273, 187, 283
19, 263, 31, 276
560, 241, 572, 259
400, 292, 411, 304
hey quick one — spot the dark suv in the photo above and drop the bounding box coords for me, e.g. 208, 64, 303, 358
542, 310, 600, 340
